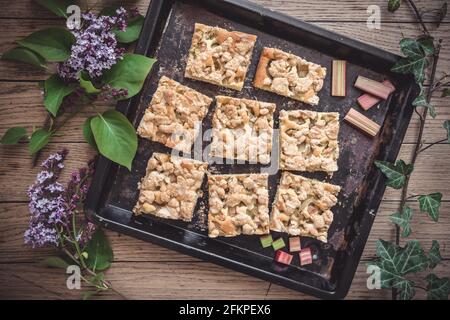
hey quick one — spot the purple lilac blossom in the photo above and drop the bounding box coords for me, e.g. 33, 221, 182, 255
25, 151, 97, 249
58, 8, 128, 81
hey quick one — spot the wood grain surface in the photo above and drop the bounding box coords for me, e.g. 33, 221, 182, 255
0, 0, 448, 300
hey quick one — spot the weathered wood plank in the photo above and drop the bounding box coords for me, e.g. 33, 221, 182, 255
2, 0, 448, 22
1, 260, 447, 299
0, 82, 448, 144
1, 19, 449, 81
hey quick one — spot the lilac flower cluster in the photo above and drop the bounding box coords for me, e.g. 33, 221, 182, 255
25, 149, 69, 248
24, 150, 97, 249
58, 7, 128, 81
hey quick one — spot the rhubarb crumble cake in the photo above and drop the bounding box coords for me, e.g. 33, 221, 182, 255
253, 47, 327, 105
208, 174, 270, 238
133, 153, 208, 222
279, 109, 339, 173
185, 23, 257, 91
137, 76, 213, 153
210, 96, 275, 164
270, 172, 341, 243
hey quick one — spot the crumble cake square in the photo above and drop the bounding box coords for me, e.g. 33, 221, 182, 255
279, 109, 339, 172
253, 47, 327, 105
185, 23, 257, 91
210, 96, 275, 164
270, 172, 341, 243
133, 153, 208, 222
137, 76, 213, 153
208, 174, 270, 238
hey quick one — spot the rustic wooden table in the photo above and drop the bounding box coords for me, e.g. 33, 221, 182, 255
0, 0, 448, 300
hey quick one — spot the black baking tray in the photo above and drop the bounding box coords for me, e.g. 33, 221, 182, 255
85, 0, 418, 299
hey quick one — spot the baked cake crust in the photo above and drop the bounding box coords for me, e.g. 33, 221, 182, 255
185, 23, 257, 91
270, 172, 341, 243
254, 47, 326, 105
133, 153, 208, 222
137, 76, 213, 153
210, 96, 275, 164
279, 109, 339, 172
208, 174, 270, 238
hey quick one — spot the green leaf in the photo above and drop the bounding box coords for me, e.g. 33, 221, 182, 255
370, 239, 429, 300
399, 38, 424, 60
392, 38, 430, 85
91, 110, 137, 170
83, 117, 97, 150
0, 127, 28, 144
390, 206, 413, 238
374, 160, 413, 189
428, 240, 442, 269
1, 47, 46, 69
17, 27, 75, 62
417, 36, 435, 55
102, 53, 156, 99
443, 120, 450, 143
29, 129, 51, 154
437, 2, 448, 28
41, 256, 70, 269
388, 0, 401, 12
34, 0, 73, 18
44, 75, 75, 117
84, 229, 113, 272
413, 91, 436, 118
418, 192, 442, 222
79, 72, 101, 94
89, 272, 105, 287
426, 274, 450, 300
99, 6, 120, 16
114, 15, 144, 43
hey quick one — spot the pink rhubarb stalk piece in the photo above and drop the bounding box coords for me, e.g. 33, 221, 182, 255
357, 80, 396, 110
289, 237, 302, 253
354, 76, 395, 100
331, 60, 346, 97
275, 250, 293, 265
299, 248, 313, 266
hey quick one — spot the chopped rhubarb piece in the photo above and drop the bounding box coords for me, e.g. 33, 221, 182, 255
299, 248, 313, 266
357, 80, 396, 110
275, 250, 293, 265
260, 235, 273, 248
344, 108, 381, 137
289, 237, 301, 252
331, 60, 346, 97
354, 76, 393, 100
272, 238, 286, 251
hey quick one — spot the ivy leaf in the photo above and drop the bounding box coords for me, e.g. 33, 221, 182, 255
29, 128, 51, 154
374, 160, 413, 189
437, 2, 448, 28
44, 74, 75, 117
0, 127, 28, 144
90, 110, 137, 170
17, 27, 75, 62
392, 38, 429, 85
83, 117, 97, 150
1, 47, 46, 69
413, 92, 436, 118
370, 240, 429, 300
84, 229, 113, 272
34, 0, 73, 18
442, 89, 450, 97
41, 256, 70, 269
102, 53, 156, 99
79, 72, 101, 94
417, 36, 435, 55
114, 15, 144, 43
388, 0, 401, 12
426, 274, 450, 300
428, 240, 442, 269
418, 192, 442, 222
390, 206, 413, 237
443, 120, 450, 143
